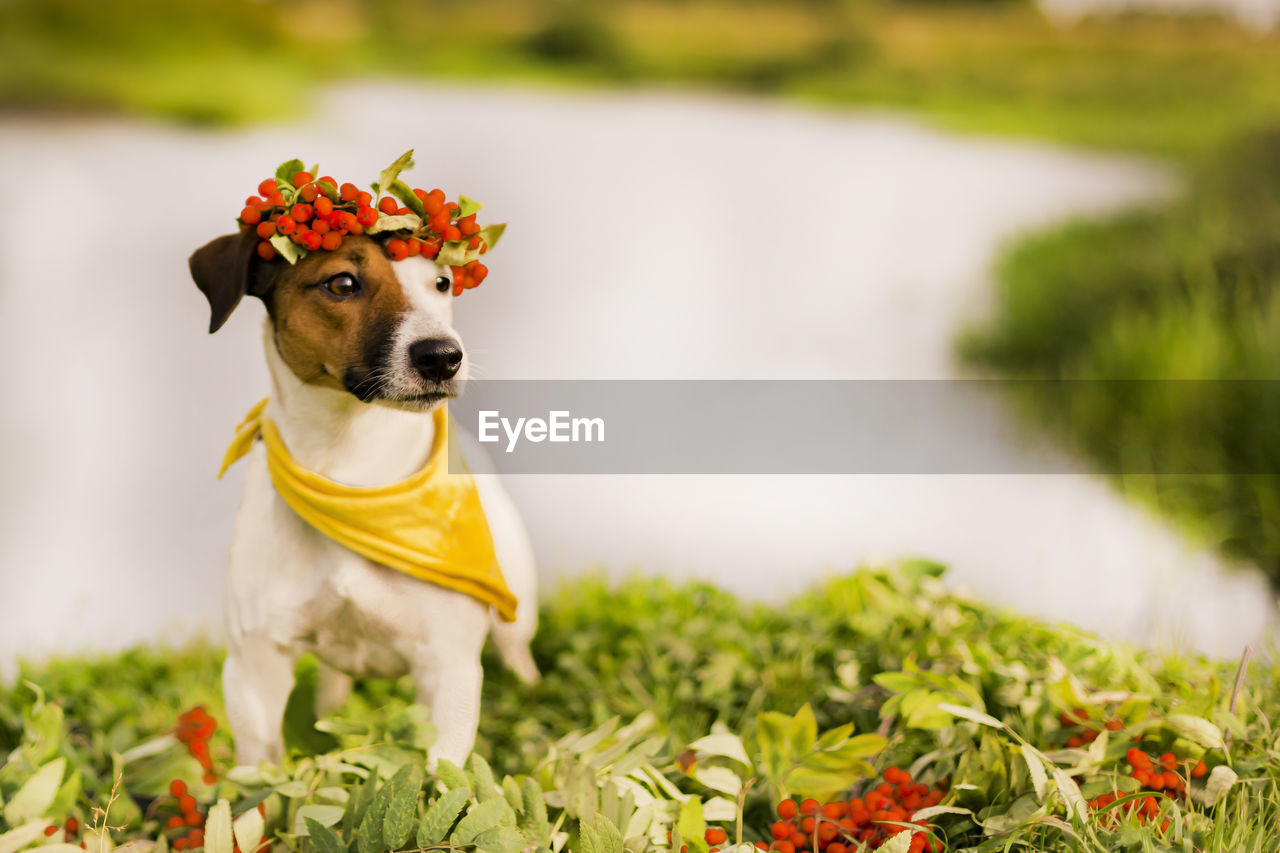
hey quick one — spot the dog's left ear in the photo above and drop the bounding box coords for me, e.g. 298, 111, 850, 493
188, 230, 265, 334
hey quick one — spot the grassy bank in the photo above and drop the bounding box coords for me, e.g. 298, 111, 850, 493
2, 568, 1278, 852
2, 0, 1279, 158
962, 127, 1280, 585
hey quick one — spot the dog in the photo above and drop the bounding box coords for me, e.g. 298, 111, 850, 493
188, 228, 540, 768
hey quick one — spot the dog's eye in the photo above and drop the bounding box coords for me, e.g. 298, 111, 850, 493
323, 273, 360, 297
435, 275, 451, 293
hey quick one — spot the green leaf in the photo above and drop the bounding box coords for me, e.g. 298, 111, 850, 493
466, 754, 499, 802
878, 831, 914, 853
939, 703, 1005, 730
453, 798, 513, 846
789, 705, 817, 756
268, 233, 305, 265
1020, 744, 1048, 801
676, 798, 707, 853
390, 181, 425, 218
476, 223, 506, 251
295, 805, 345, 836
3, 757, 64, 824
474, 825, 527, 853
377, 151, 415, 202
456, 195, 483, 218
357, 784, 390, 853
688, 733, 751, 769
306, 819, 345, 853
520, 777, 549, 841
276, 159, 306, 185
345, 776, 377, 840
382, 764, 424, 849
233, 805, 264, 853
1049, 767, 1087, 822
232, 791, 274, 817
367, 214, 422, 236
206, 799, 235, 853
417, 788, 470, 847
0, 821, 46, 853
1165, 715, 1225, 750
1203, 765, 1238, 804
436, 241, 470, 267
436, 759, 472, 795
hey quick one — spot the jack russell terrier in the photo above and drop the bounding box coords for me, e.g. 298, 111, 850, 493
188, 228, 539, 768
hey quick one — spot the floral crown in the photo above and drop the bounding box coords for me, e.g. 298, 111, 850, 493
237, 150, 504, 296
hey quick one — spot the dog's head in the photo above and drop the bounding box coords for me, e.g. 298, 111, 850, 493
189, 230, 466, 410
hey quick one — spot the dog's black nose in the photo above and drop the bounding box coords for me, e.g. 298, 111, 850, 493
408, 338, 464, 382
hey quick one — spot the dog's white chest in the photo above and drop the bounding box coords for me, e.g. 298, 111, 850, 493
224, 444, 487, 680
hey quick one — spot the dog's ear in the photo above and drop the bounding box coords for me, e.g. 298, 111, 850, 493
188, 230, 265, 333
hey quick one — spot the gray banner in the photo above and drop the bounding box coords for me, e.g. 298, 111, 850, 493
444, 380, 1280, 474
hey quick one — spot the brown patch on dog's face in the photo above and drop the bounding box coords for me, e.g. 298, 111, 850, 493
261, 236, 409, 400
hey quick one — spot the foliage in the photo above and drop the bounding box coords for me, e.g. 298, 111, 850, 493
2, 566, 1279, 852
962, 125, 1280, 586
1, 0, 1279, 157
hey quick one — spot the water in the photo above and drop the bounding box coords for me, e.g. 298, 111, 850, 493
1, 82, 1271, 679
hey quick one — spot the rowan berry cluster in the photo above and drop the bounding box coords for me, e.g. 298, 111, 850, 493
176, 706, 218, 784
759, 768, 947, 853
235, 154, 500, 297
42, 818, 77, 841
1057, 707, 1125, 748
1123, 747, 1206, 793
1086, 790, 1169, 832
164, 778, 207, 850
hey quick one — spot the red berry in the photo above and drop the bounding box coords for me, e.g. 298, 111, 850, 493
45, 826, 59, 837
201, 773, 217, 785
167, 816, 185, 829
179, 794, 197, 813
64, 819, 78, 835
406, 238, 422, 257
452, 280, 463, 297
777, 800, 798, 820
276, 215, 297, 236
312, 219, 330, 235
1192, 760, 1207, 778
1105, 718, 1124, 731
357, 191, 373, 207
256, 241, 277, 261
256, 220, 276, 239
186, 812, 203, 827
356, 207, 378, 228
257, 179, 276, 197
705, 828, 727, 845
443, 225, 461, 241
386, 240, 409, 261
170, 780, 188, 798
240, 206, 262, 226
424, 196, 444, 216
291, 203, 313, 223
299, 184, 318, 203
339, 183, 359, 202
413, 188, 428, 201
788, 833, 806, 849
314, 197, 333, 217
321, 232, 343, 251
378, 196, 399, 215
303, 231, 323, 251
291, 171, 313, 188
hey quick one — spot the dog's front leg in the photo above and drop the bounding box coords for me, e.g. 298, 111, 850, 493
223, 633, 296, 766
412, 640, 484, 767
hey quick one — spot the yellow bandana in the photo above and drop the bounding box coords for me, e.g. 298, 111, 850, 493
219, 398, 517, 622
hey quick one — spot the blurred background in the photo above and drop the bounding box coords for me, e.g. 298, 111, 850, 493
2, 0, 1280, 674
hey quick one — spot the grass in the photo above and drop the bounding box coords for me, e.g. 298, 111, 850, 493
2, 0, 1280, 158
961, 126, 1280, 585
2, 567, 1279, 851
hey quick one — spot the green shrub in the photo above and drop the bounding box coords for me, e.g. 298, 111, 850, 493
963, 126, 1280, 584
